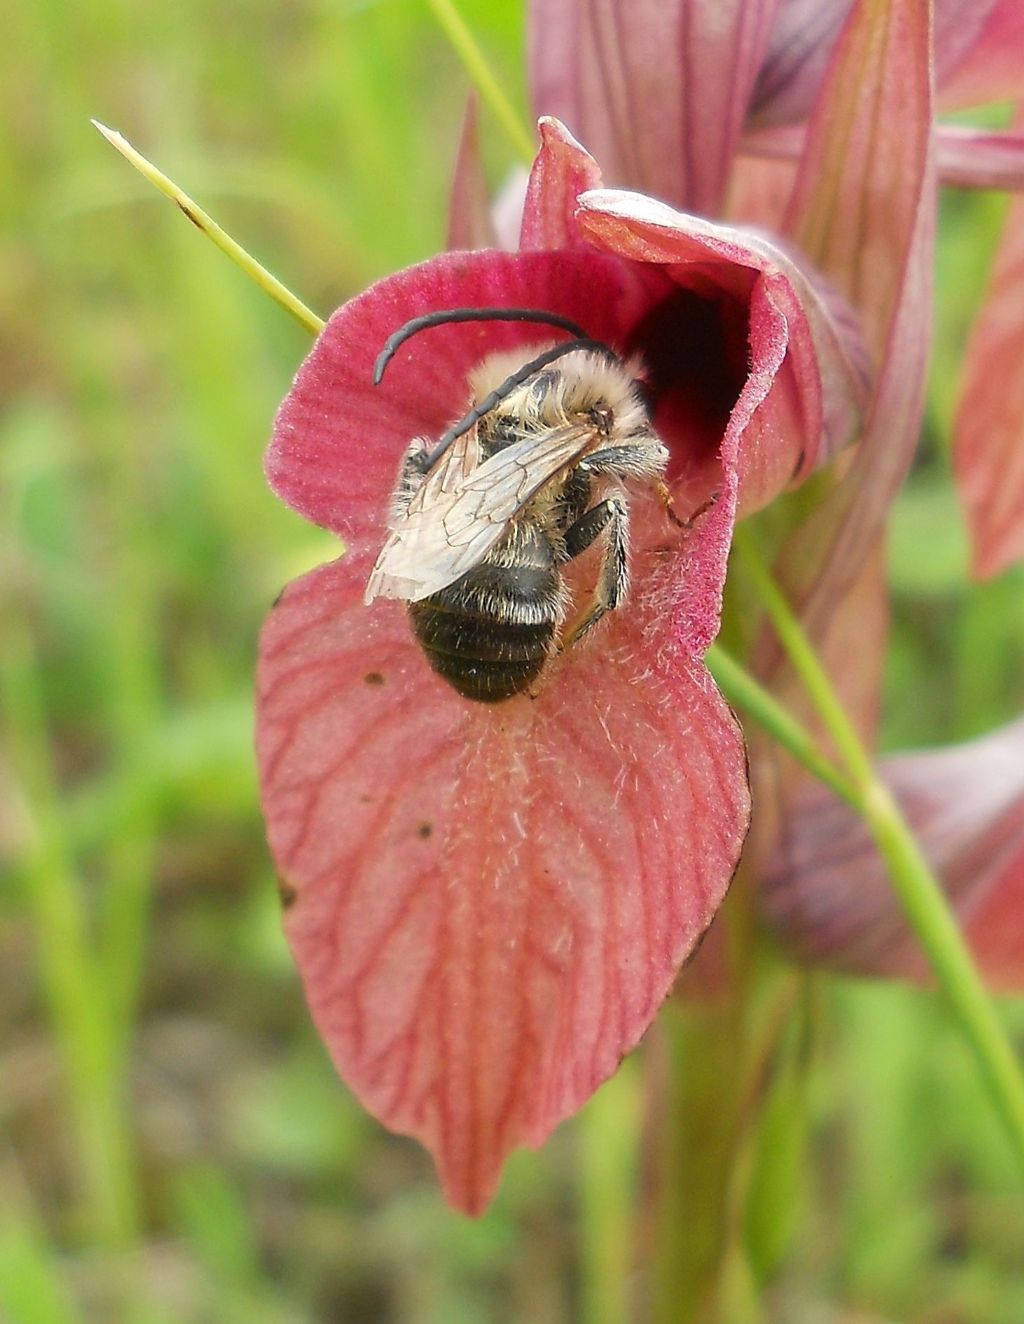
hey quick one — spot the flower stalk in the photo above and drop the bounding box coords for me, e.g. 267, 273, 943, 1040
578, 1059, 641, 1324
704, 643, 858, 808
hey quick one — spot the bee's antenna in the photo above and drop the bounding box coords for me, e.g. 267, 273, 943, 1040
372, 307, 590, 385
421, 337, 622, 470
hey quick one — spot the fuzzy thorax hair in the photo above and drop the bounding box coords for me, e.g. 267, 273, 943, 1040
467, 344, 651, 439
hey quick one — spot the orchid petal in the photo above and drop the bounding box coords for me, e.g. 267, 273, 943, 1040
726, 152, 798, 232
265, 248, 653, 546
752, 0, 1008, 125
761, 719, 1024, 990
933, 0, 1005, 93
744, 121, 1024, 193
519, 117, 603, 252
953, 182, 1024, 577
934, 127, 1024, 192
750, 0, 853, 128
783, 0, 933, 359
529, 0, 782, 216
575, 189, 870, 513
446, 96, 497, 252
773, 0, 935, 645
257, 550, 750, 1214
939, 1, 1024, 110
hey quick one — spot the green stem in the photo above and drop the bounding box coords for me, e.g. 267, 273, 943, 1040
704, 643, 858, 807
424, 0, 536, 164
732, 528, 873, 783
860, 781, 1024, 1167
651, 995, 758, 1324
651, 1005, 698, 1324
732, 529, 1024, 1175
92, 122, 326, 336
578, 1060, 641, 1324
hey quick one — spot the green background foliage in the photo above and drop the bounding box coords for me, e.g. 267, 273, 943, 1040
1, 2, 1022, 1319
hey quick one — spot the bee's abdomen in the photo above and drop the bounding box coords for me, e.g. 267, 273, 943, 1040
409, 558, 562, 703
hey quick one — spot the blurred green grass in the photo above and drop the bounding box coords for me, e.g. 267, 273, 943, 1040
1, 2, 1022, 1320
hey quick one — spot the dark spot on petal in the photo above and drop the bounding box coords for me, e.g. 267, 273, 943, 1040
271, 586, 286, 609
364, 671, 386, 686
417, 821, 433, 839
360, 794, 374, 803
278, 880, 297, 909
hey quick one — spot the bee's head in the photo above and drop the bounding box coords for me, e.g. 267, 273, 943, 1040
468, 345, 648, 435
374, 306, 632, 468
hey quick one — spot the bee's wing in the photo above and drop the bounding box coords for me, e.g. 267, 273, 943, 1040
364, 427, 481, 604
365, 421, 598, 603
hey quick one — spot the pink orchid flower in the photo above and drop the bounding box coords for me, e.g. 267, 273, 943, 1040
257, 122, 868, 1213
257, 0, 1024, 1213
762, 718, 1024, 989
954, 106, 1024, 579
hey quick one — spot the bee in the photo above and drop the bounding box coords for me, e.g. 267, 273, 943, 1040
364, 307, 671, 703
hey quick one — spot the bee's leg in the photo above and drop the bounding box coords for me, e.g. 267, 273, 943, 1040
578, 441, 687, 527
578, 443, 666, 481
656, 479, 686, 528
577, 445, 719, 531
671, 489, 720, 530
559, 495, 629, 649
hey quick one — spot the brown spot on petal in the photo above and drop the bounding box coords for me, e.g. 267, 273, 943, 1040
417, 822, 433, 839
364, 671, 386, 686
277, 880, 297, 909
